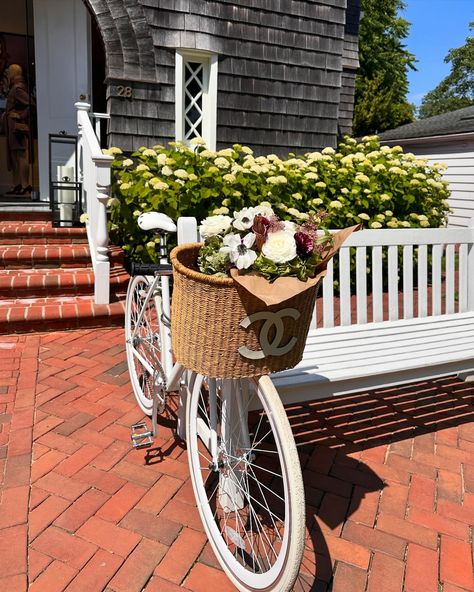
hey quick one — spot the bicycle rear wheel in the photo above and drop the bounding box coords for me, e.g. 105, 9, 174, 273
186, 374, 304, 592
125, 275, 164, 416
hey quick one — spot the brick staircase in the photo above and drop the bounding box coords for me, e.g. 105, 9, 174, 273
0, 212, 129, 333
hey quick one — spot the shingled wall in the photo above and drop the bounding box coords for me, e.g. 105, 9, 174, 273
84, 0, 359, 155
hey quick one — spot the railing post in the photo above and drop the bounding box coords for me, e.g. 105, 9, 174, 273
75, 101, 113, 305
75, 102, 88, 209
92, 155, 112, 305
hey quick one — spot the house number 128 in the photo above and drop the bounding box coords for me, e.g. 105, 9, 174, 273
118, 86, 133, 98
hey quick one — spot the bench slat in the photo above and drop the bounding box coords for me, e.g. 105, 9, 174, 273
322, 258, 334, 328
304, 311, 473, 339
277, 343, 474, 384
417, 245, 428, 317
372, 246, 383, 322
388, 245, 399, 321
339, 247, 352, 325
445, 244, 455, 314
303, 323, 474, 356
432, 244, 443, 316
340, 227, 474, 247
299, 332, 474, 369
356, 246, 367, 324
403, 245, 414, 319
275, 337, 474, 385
459, 243, 468, 312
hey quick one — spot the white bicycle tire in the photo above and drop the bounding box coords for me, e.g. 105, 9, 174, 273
186, 373, 305, 592
125, 275, 162, 416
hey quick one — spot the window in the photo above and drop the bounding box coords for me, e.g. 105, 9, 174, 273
175, 51, 218, 150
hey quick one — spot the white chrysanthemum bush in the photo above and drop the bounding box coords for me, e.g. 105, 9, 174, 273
107, 136, 450, 263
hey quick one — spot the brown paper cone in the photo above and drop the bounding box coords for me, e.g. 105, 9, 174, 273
231, 224, 361, 307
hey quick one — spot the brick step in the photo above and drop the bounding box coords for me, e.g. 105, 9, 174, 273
0, 210, 52, 222
0, 245, 125, 270
0, 295, 126, 334
0, 222, 87, 244
0, 266, 129, 298
0, 244, 92, 269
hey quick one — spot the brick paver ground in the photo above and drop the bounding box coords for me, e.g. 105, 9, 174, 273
1, 327, 473, 591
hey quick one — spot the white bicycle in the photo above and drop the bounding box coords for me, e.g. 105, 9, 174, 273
125, 212, 305, 592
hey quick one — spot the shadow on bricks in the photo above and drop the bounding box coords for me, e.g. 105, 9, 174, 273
284, 374, 474, 591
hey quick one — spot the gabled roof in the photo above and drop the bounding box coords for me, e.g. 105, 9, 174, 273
377, 105, 474, 141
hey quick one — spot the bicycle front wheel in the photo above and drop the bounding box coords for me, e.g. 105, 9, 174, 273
186, 374, 305, 592
125, 275, 163, 416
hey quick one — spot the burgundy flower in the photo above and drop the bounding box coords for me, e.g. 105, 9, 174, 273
294, 231, 314, 258
253, 215, 271, 250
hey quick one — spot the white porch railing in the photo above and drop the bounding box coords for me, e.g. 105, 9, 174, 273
76, 102, 113, 305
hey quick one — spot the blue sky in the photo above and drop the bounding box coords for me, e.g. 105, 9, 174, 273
402, 0, 474, 107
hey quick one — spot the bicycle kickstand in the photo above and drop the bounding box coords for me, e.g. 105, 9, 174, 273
130, 395, 159, 450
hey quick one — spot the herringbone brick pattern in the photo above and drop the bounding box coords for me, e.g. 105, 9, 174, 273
1, 328, 473, 591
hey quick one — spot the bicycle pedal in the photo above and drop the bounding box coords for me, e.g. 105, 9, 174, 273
130, 422, 154, 449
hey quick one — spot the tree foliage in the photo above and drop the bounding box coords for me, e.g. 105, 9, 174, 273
353, 0, 416, 136
418, 23, 474, 119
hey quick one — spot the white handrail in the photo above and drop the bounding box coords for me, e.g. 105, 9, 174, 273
76, 102, 113, 304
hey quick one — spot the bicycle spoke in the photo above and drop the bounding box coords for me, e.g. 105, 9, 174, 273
187, 375, 304, 589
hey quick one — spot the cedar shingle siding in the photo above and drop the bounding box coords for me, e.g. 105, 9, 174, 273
85, 0, 360, 154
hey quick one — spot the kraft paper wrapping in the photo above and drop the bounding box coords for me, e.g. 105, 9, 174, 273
230, 224, 361, 307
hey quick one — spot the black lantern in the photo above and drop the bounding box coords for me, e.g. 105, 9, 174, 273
49, 133, 82, 227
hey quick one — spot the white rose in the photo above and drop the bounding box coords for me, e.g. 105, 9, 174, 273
262, 231, 297, 263
199, 215, 232, 239
280, 221, 296, 233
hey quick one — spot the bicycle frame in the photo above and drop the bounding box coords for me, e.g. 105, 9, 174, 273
129, 231, 251, 474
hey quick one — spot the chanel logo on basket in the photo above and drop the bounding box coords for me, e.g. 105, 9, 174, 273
238, 308, 301, 360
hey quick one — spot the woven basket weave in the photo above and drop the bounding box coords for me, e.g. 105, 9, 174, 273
170, 243, 320, 379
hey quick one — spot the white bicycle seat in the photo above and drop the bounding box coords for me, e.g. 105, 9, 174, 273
138, 212, 177, 233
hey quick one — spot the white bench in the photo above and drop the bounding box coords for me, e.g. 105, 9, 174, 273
177, 219, 474, 403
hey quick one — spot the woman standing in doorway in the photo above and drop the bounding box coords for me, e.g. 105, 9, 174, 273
2, 63, 33, 195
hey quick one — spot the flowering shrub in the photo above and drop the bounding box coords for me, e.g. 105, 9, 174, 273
197, 205, 332, 281
107, 136, 450, 263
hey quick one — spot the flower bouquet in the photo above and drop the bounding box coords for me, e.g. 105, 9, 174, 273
198, 204, 333, 283
170, 204, 359, 379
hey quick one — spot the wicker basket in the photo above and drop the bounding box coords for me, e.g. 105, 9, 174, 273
170, 243, 320, 379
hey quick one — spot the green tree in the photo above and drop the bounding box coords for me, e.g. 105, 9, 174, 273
353, 0, 416, 136
418, 23, 474, 119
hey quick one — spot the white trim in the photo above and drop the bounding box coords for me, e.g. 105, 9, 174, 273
381, 131, 474, 146
175, 52, 184, 144
175, 50, 218, 150
207, 55, 218, 151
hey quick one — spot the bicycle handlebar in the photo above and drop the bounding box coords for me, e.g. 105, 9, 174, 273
130, 263, 173, 276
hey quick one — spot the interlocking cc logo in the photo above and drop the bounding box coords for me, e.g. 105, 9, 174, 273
238, 308, 301, 360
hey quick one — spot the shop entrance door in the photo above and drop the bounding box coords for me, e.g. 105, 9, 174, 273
34, 0, 91, 201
